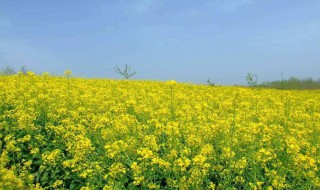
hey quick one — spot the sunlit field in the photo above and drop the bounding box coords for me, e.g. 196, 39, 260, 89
1, 73, 320, 189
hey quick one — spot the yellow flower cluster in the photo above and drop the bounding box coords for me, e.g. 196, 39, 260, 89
0, 74, 320, 189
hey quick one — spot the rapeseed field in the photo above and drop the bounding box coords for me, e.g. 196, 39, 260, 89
0, 72, 319, 189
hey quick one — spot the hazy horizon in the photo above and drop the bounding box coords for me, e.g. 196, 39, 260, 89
1, 0, 320, 85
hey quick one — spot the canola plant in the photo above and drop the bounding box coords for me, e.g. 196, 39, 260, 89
0, 72, 320, 189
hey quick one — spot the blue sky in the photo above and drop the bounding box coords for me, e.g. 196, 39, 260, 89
1, 0, 319, 84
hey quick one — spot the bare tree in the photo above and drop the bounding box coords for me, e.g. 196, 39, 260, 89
20, 66, 28, 74
114, 64, 136, 79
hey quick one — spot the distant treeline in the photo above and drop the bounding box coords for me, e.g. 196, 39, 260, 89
2, 65, 320, 90
0, 65, 28, 75
260, 76, 320, 90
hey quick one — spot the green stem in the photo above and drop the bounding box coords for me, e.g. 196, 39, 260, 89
67, 76, 70, 109
170, 86, 174, 119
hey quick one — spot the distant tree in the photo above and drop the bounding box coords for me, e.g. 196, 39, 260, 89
20, 66, 28, 74
280, 72, 284, 81
206, 78, 215, 86
246, 73, 258, 87
1, 65, 16, 75
114, 64, 136, 79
